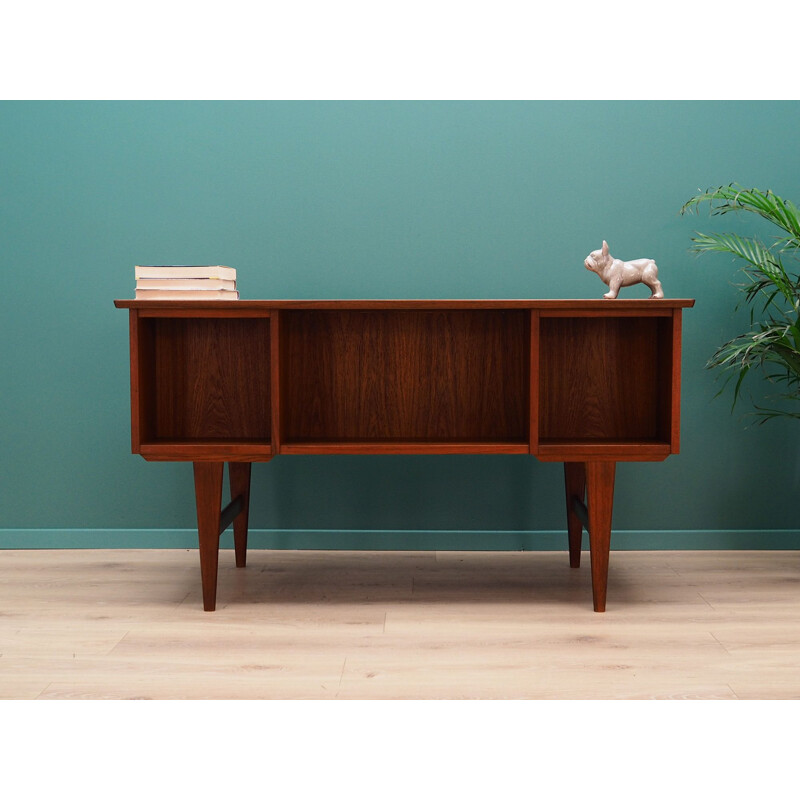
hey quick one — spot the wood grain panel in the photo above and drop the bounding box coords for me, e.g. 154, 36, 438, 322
116, 298, 696, 312
667, 310, 684, 451
279, 441, 529, 454
145, 318, 271, 441
271, 310, 282, 453
539, 317, 664, 443
280, 310, 529, 443
656, 315, 674, 445
529, 310, 540, 453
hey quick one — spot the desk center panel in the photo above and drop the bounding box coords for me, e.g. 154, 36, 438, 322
279, 309, 530, 448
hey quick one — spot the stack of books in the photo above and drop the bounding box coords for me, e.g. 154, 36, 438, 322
134, 265, 239, 300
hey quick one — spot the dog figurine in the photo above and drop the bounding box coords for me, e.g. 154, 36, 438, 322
584, 240, 664, 299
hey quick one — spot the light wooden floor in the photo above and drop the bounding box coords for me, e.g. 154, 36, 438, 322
1, 549, 799, 699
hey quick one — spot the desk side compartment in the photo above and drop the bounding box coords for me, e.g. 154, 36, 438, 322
534, 307, 682, 462
278, 308, 530, 454
128, 309, 273, 461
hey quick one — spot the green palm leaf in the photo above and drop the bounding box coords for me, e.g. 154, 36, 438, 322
681, 183, 800, 240
690, 231, 773, 265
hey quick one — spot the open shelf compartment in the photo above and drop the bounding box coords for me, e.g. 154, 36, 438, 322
279, 309, 530, 450
133, 315, 272, 456
536, 315, 676, 455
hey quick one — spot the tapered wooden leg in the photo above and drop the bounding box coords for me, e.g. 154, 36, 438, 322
586, 461, 616, 613
193, 461, 224, 612
564, 462, 586, 568
229, 462, 252, 568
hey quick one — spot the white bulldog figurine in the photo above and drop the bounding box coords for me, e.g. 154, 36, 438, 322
584, 240, 664, 299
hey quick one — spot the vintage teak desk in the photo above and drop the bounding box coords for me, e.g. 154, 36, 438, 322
115, 299, 695, 612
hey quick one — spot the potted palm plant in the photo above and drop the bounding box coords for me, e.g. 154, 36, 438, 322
680, 183, 800, 422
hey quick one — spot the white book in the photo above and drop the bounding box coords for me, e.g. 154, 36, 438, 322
135, 278, 237, 291
134, 265, 236, 280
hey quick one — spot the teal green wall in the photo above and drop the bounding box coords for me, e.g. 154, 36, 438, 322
2, 101, 799, 549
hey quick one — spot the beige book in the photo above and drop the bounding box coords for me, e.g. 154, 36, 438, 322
134, 265, 236, 280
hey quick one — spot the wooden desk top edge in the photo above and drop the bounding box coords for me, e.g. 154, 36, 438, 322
115, 298, 695, 310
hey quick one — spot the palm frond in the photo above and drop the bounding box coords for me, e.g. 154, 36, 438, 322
681, 183, 800, 242
752, 395, 800, 424
689, 228, 795, 309
689, 231, 772, 264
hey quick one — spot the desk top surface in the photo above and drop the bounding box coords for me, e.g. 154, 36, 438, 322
115, 298, 695, 311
